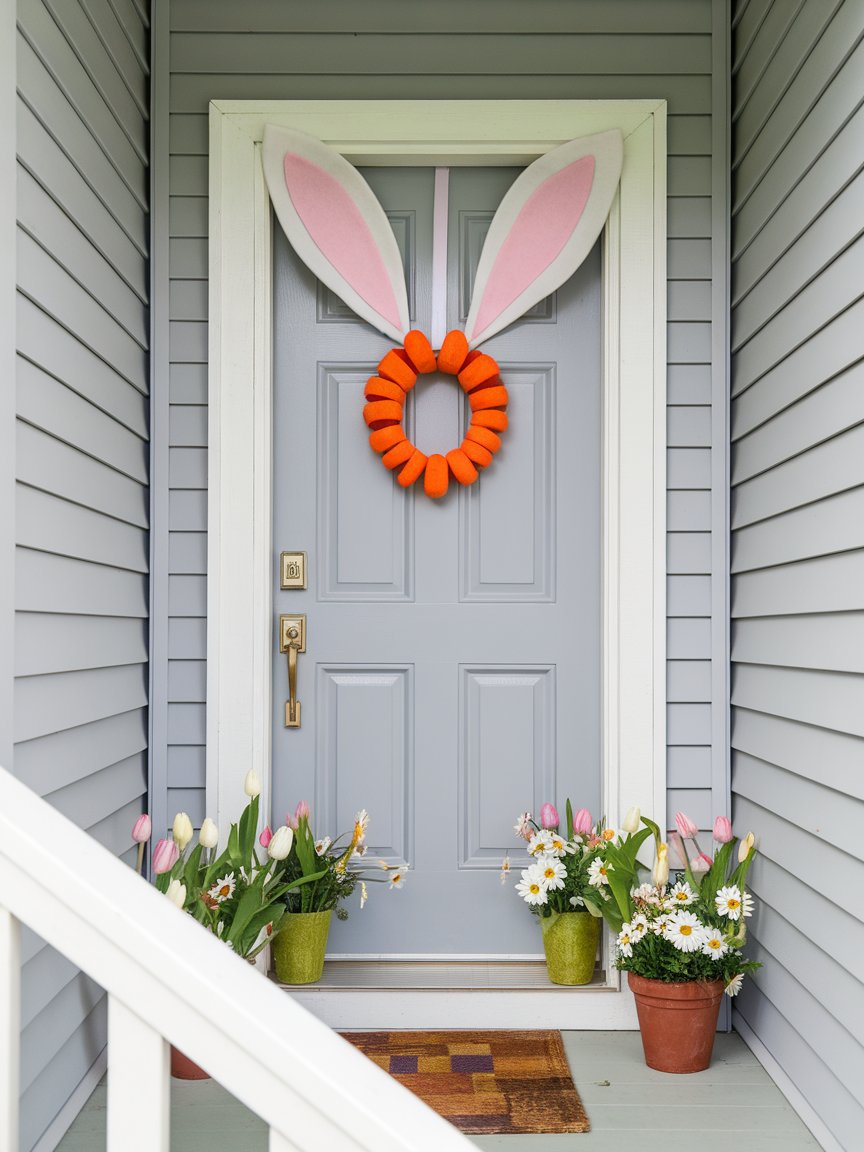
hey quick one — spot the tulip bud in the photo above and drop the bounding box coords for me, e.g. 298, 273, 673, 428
621, 806, 641, 834
152, 838, 179, 875
244, 769, 261, 798
166, 879, 186, 908
540, 802, 560, 830
668, 831, 688, 870
738, 832, 755, 862
198, 817, 219, 850
713, 815, 733, 843
259, 824, 273, 848
675, 811, 699, 839
132, 814, 152, 844
690, 851, 712, 875
294, 800, 310, 822
267, 825, 294, 861
285, 813, 299, 830
572, 807, 593, 835
652, 842, 669, 887
172, 812, 193, 851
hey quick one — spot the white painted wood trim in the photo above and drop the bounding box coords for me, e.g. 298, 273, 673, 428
0, 906, 20, 1152
733, 1012, 838, 1152
207, 101, 667, 1014
108, 998, 170, 1152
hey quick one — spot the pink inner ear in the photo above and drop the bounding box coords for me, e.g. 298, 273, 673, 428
283, 154, 402, 330
471, 156, 596, 342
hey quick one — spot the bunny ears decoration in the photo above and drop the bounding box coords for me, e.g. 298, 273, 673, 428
262, 125, 623, 496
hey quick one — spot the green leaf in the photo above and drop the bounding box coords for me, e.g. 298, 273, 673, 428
238, 796, 259, 865
566, 799, 574, 840
183, 843, 204, 891
606, 868, 633, 924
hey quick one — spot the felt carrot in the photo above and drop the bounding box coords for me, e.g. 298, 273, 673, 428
397, 448, 428, 487
458, 353, 499, 392
424, 453, 449, 499
364, 377, 405, 404
469, 385, 509, 412
446, 448, 479, 485
471, 409, 508, 432
404, 330, 437, 374
378, 350, 417, 391
465, 425, 502, 454
363, 400, 404, 428
382, 439, 416, 470
461, 439, 493, 468
369, 424, 407, 453
437, 330, 469, 375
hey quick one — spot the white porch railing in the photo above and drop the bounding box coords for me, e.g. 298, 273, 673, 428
0, 767, 475, 1152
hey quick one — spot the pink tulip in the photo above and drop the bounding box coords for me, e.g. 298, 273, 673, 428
572, 808, 593, 835
132, 814, 152, 844
152, 838, 179, 875
690, 851, 713, 875
285, 814, 299, 830
259, 825, 273, 848
540, 803, 560, 830
294, 800, 310, 822
675, 811, 699, 839
668, 831, 688, 870
713, 815, 733, 844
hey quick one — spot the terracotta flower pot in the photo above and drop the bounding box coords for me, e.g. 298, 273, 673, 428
628, 971, 724, 1073
170, 1046, 209, 1080
272, 910, 332, 984
540, 910, 600, 985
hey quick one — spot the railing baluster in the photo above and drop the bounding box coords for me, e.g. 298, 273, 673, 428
107, 996, 170, 1152
0, 906, 20, 1152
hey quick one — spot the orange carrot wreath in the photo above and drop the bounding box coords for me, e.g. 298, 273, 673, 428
363, 329, 509, 500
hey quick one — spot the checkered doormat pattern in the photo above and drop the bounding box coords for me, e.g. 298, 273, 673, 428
341, 1030, 590, 1135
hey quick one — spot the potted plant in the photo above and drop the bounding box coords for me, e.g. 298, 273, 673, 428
270, 802, 408, 984
592, 810, 761, 1073
505, 801, 653, 985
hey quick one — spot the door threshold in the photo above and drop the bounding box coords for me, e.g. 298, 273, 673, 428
270, 959, 608, 991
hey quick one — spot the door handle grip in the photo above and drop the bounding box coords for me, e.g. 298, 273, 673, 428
279, 615, 306, 729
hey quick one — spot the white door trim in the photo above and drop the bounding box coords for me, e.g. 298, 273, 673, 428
207, 100, 667, 1026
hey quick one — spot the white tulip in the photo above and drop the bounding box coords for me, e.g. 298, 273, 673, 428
267, 825, 294, 861
244, 769, 261, 798
198, 817, 219, 850
621, 806, 641, 834
172, 811, 193, 851
738, 832, 755, 862
652, 842, 669, 887
166, 879, 187, 908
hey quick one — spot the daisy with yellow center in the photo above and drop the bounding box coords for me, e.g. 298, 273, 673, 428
668, 881, 696, 907
715, 885, 750, 921
539, 856, 567, 891
617, 926, 634, 957
701, 928, 729, 958
207, 872, 235, 903
515, 865, 548, 906
587, 858, 612, 887
664, 910, 705, 953
389, 868, 407, 889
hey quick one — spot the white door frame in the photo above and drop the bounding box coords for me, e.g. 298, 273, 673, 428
207, 100, 666, 1028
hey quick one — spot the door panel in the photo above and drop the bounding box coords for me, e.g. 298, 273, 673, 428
272, 167, 600, 957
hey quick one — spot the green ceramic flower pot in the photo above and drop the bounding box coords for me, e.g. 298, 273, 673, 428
540, 910, 600, 985
272, 910, 332, 984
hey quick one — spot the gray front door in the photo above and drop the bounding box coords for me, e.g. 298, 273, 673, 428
272, 167, 601, 957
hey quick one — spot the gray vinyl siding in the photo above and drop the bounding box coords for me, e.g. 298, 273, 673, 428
13, 0, 149, 1148
153, 0, 728, 842
730, 1, 864, 1147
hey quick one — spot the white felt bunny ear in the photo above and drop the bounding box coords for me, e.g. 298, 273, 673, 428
465, 130, 623, 348
262, 125, 411, 343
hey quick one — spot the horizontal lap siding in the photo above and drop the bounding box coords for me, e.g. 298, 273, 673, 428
730, 2, 864, 1147
14, 0, 149, 1148
159, 0, 724, 841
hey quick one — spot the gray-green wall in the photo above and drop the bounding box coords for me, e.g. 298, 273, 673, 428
730, 1, 864, 1148
13, 0, 150, 1147
153, 0, 732, 857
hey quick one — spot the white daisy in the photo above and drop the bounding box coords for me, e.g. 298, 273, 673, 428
725, 973, 745, 997
668, 881, 696, 907
527, 830, 554, 857
664, 910, 706, 953
500, 855, 511, 884
587, 858, 613, 887
388, 867, 407, 889
515, 865, 548, 906
537, 856, 567, 891
207, 872, 235, 903
715, 885, 746, 921
651, 912, 672, 936
314, 836, 332, 856
629, 913, 649, 942
701, 928, 729, 958
514, 811, 533, 838
354, 809, 370, 837
741, 891, 755, 918
617, 924, 635, 958
546, 833, 567, 857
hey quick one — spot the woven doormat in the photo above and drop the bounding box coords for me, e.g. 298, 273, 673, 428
341, 1030, 590, 1135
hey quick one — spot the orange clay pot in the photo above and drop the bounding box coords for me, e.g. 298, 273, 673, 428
628, 972, 724, 1074
170, 1046, 209, 1080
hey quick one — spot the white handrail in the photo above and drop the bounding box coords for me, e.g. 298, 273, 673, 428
0, 767, 474, 1152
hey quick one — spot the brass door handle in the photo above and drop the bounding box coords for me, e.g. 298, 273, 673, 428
279, 615, 306, 728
